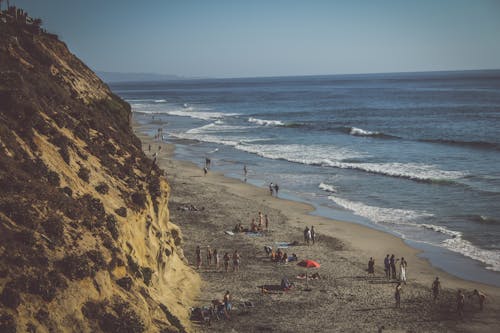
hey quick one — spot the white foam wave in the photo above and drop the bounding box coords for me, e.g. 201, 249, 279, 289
329, 196, 500, 271
236, 143, 366, 165
319, 182, 336, 193
421, 224, 500, 271
329, 162, 466, 182
328, 196, 431, 226
154, 99, 167, 103
248, 117, 285, 126
166, 110, 239, 121
234, 144, 465, 182
186, 123, 248, 134
350, 127, 380, 136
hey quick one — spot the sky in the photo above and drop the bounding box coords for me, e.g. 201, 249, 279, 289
11, 0, 500, 78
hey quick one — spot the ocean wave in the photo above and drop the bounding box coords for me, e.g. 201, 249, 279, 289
420, 139, 500, 151
166, 110, 239, 121
186, 123, 250, 134
328, 196, 431, 226
154, 99, 167, 103
329, 197, 500, 271
347, 127, 400, 139
420, 224, 500, 271
319, 182, 336, 193
248, 117, 285, 126
235, 144, 465, 182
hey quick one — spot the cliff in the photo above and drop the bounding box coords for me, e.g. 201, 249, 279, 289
0, 17, 199, 333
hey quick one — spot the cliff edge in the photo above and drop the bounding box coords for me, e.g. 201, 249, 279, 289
0, 13, 199, 333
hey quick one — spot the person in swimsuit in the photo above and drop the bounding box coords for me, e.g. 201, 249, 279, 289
232, 250, 240, 272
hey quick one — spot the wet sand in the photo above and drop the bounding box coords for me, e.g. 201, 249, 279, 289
137, 128, 500, 333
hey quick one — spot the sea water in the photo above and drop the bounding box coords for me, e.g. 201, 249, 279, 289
110, 71, 500, 286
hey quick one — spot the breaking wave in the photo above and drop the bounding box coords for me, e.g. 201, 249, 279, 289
319, 182, 336, 193
347, 127, 400, 139
166, 109, 239, 121
329, 196, 500, 271
248, 117, 285, 126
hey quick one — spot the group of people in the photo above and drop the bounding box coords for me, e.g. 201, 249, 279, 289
196, 245, 241, 272
233, 211, 270, 233
382, 254, 408, 283
378, 259, 488, 317
269, 182, 280, 197
303, 226, 316, 245
265, 246, 298, 263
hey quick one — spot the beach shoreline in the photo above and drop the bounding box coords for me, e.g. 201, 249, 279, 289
135, 123, 500, 332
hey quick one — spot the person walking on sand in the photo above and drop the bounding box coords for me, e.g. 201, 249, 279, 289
472, 289, 486, 311
223, 252, 230, 272
265, 214, 269, 231
269, 182, 274, 196
213, 248, 219, 270
384, 254, 391, 280
196, 245, 202, 269
457, 289, 465, 319
310, 226, 316, 244
203, 166, 208, 176
399, 257, 407, 284
232, 250, 240, 272
207, 247, 212, 266
258, 211, 263, 229
432, 277, 441, 302
243, 164, 247, 181
395, 282, 402, 308
274, 183, 279, 197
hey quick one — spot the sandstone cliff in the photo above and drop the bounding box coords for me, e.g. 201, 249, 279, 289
0, 17, 199, 333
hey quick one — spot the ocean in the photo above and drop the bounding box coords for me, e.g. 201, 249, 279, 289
110, 70, 500, 286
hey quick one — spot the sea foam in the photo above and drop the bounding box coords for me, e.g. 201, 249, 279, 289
248, 117, 285, 126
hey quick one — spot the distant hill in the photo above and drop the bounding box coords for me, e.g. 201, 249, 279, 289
97, 71, 185, 83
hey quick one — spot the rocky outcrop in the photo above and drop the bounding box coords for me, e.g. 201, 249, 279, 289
0, 19, 199, 333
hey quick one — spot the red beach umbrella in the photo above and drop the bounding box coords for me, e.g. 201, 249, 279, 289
297, 259, 321, 268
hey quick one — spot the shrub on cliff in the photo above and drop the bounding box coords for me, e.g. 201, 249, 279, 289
95, 182, 109, 194
78, 165, 91, 182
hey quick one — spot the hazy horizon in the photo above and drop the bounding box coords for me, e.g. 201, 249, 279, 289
13, 0, 500, 78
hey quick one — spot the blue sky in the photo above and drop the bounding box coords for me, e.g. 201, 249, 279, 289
13, 0, 500, 78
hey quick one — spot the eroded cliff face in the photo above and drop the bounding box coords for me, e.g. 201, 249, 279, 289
0, 22, 199, 333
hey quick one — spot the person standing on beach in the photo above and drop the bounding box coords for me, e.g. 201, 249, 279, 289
203, 167, 208, 176
432, 277, 441, 302
472, 289, 486, 311
395, 282, 402, 308
399, 257, 407, 284
304, 226, 311, 245
213, 248, 219, 270
223, 290, 232, 314
223, 252, 230, 272
457, 289, 465, 319
390, 254, 398, 280
258, 211, 263, 230
269, 182, 274, 196
265, 214, 269, 231
243, 164, 247, 181
384, 255, 391, 279
207, 247, 212, 266
196, 245, 202, 269
232, 250, 240, 272
310, 226, 316, 244
274, 183, 279, 197
368, 257, 375, 276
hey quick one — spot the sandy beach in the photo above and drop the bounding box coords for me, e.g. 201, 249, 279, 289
136, 127, 500, 333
